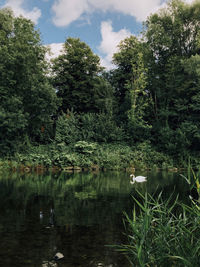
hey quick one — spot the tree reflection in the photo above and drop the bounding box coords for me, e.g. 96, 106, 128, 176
0, 170, 189, 266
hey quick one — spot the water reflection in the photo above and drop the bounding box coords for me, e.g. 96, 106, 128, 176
0, 170, 189, 266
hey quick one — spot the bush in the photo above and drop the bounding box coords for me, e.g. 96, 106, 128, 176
1, 141, 175, 170
132, 141, 173, 168
94, 143, 134, 169
55, 112, 81, 145
93, 113, 125, 142
52, 152, 78, 167
156, 126, 190, 157
80, 112, 125, 142
74, 141, 97, 154
55, 112, 125, 145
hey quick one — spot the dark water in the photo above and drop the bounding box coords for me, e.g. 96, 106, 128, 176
0, 169, 189, 267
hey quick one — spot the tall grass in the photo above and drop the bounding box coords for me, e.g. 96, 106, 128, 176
117, 190, 200, 266
180, 168, 200, 202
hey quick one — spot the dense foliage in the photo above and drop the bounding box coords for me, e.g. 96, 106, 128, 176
0, 8, 58, 154
1, 0, 200, 168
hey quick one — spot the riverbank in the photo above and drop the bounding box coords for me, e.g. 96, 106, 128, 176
0, 141, 191, 172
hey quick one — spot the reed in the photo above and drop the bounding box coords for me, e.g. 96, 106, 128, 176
117, 190, 200, 266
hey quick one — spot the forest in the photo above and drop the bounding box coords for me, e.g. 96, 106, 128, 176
1, 0, 200, 170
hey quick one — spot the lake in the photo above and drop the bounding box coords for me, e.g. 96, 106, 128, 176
0, 169, 189, 266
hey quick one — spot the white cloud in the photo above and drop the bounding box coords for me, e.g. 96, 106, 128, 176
52, 0, 90, 27
92, 0, 163, 22
45, 43, 64, 61
50, 0, 196, 70
185, 0, 195, 3
45, 25, 131, 69
52, 0, 165, 27
45, 24, 131, 69
52, 0, 197, 27
3, 0, 41, 24
99, 21, 132, 70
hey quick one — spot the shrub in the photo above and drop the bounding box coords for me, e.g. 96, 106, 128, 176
93, 113, 125, 142
55, 112, 81, 145
52, 152, 78, 167
80, 112, 125, 142
132, 141, 173, 168
74, 141, 97, 154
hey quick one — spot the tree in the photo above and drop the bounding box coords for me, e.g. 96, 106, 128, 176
179, 54, 200, 151
112, 36, 150, 140
144, 0, 200, 153
127, 52, 151, 141
52, 37, 113, 114
112, 36, 141, 110
0, 8, 58, 153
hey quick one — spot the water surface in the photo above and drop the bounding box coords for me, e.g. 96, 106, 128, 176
0, 170, 189, 266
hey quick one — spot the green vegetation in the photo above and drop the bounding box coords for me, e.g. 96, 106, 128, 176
1, 0, 200, 169
0, 141, 172, 171
117, 184, 200, 266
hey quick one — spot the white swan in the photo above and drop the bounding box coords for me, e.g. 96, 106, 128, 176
130, 174, 147, 184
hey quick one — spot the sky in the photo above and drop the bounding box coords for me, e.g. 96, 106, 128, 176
0, 0, 195, 69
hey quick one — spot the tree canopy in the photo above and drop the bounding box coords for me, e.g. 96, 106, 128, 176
1, 0, 200, 165
0, 8, 58, 153
52, 37, 113, 114
144, 0, 200, 154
